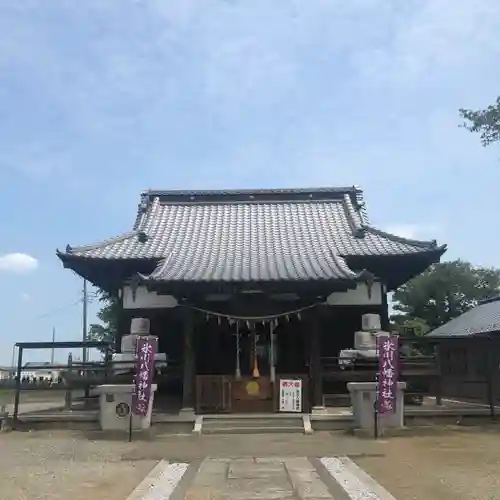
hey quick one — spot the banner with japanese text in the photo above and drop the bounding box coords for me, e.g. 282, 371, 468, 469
377, 335, 399, 414
132, 337, 157, 416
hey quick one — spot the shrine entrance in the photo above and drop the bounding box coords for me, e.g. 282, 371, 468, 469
194, 311, 310, 414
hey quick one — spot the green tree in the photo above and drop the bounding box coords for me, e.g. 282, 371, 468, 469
88, 290, 119, 354
391, 316, 430, 337
390, 316, 431, 357
460, 97, 500, 146
392, 260, 500, 330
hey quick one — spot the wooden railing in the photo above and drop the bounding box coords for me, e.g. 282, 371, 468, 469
320, 355, 439, 404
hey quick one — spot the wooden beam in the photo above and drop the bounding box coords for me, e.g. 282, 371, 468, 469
309, 306, 324, 410
115, 292, 126, 353
380, 283, 390, 330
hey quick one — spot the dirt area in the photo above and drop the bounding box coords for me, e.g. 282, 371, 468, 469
0, 389, 87, 417
355, 425, 500, 500
2, 426, 500, 499
0, 430, 158, 500
0, 429, 382, 499
0, 389, 84, 404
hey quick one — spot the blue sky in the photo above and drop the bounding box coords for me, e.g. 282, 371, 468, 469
1, 0, 500, 364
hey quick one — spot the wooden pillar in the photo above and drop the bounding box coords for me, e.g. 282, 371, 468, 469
380, 283, 390, 331
486, 337, 495, 419
181, 307, 196, 414
115, 291, 127, 353
434, 343, 443, 406
309, 306, 325, 411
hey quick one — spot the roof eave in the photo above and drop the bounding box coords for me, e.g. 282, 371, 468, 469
344, 244, 447, 261
363, 226, 446, 252
136, 275, 365, 293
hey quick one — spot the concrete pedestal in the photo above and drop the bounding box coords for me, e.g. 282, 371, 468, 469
347, 381, 406, 432
311, 406, 328, 415
179, 407, 196, 418
95, 384, 157, 432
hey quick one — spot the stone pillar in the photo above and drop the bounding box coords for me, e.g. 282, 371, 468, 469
309, 306, 325, 413
180, 307, 196, 416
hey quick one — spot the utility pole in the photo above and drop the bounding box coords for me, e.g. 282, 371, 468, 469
51, 327, 56, 365
82, 279, 88, 364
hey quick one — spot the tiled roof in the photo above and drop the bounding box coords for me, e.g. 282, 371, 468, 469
58, 187, 445, 283
427, 297, 500, 337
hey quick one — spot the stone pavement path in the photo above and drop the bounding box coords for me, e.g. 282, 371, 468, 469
127, 457, 396, 500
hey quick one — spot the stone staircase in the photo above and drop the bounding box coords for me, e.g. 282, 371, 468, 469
201, 414, 305, 434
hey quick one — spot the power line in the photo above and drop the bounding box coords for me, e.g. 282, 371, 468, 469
34, 299, 82, 319
28, 287, 102, 321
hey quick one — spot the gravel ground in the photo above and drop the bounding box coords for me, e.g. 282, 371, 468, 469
0, 431, 157, 500
0, 430, 382, 500
355, 425, 500, 500
3, 427, 500, 499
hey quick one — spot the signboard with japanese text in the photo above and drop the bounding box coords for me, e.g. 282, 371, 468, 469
279, 378, 302, 412
132, 337, 157, 416
377, 335, 399, 414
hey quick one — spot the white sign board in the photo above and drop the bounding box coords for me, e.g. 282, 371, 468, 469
279, 379, 302, 412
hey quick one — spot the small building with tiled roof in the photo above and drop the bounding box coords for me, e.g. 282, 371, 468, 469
427, 297, 500, 405
57, 186, 446, 413
428, 296, 500, 338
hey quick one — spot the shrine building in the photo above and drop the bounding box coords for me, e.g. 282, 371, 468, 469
57, 187, 446, 414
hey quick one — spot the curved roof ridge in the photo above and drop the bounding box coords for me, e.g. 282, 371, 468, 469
59, 231, 142, 255
342, 193, 364, 236
133, 192, 151, 230
354, 189, 370, 225
138, 253, 174, 280
363, 226, 445, 250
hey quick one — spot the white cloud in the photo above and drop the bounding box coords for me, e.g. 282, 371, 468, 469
384, 224, 442, 241
20, 293, 31, 302
0, 253, 38, 275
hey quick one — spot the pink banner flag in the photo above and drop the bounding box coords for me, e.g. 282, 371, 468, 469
132, 337, 157, 416
377, 335, 399, 414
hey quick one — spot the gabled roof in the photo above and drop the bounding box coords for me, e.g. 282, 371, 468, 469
427, 296, 500, 337
57, 187, 446, 284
